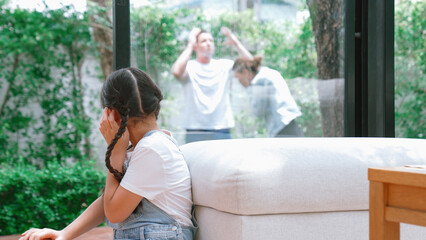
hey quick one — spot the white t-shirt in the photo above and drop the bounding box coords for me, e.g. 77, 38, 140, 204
249, 67, 302, 137
120, 131, 193, 226
182, 59, 235, 129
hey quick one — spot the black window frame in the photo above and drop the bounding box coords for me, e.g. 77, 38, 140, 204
345, 0, 395, 137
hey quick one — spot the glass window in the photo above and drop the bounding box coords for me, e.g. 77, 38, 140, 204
394, 0, 425, 138
130, 0, 345, 144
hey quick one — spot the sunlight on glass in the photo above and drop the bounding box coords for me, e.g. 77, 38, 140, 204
8, 0, 87, 12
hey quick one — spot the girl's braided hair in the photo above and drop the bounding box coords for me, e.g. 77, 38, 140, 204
101, 67, 163, 182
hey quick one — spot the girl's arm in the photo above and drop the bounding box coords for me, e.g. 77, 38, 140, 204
100, 108, 143, 223
61, 196, 106, 238
20, 196, 105, 240
103, 164, 143, 223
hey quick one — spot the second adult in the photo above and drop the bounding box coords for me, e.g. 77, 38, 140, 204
232, 56, 304, 137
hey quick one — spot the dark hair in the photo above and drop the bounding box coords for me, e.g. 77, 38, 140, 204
196, 30, 209, 43
232, 55, 263, 74
101, 67, 163, 181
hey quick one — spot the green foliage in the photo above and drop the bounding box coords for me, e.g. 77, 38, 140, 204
0, 6, 104, 236
210, 10, 260, 58
0, 6, 95, 165
232, 110, 268, 138
0, 162, 106, 235
261, 18, 317, 79
395, 0, 426, 138
131, 6, 183, 81
288, 78, 323, 137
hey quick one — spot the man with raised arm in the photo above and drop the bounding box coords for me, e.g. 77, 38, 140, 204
172, 27, 253, 143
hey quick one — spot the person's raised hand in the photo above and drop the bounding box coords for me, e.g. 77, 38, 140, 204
19, 228, 66, 240
221, 26, 238, 46
188, 27, 201, 48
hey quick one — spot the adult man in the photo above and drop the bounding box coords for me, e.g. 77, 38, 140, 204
172, 27, 252, 143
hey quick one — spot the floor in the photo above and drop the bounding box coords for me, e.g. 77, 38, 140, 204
0, 227, 113, 240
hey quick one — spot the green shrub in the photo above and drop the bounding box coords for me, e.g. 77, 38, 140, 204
0, 6, 94, 166
0, 162, 106, 236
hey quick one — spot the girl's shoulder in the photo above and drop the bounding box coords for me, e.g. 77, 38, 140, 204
134, 130, 178, 153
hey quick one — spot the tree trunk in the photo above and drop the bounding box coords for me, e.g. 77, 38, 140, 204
87, 0, 113, 81
307, 0, 344, 136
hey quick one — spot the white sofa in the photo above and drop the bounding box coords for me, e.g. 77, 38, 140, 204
180, 137, 426, 240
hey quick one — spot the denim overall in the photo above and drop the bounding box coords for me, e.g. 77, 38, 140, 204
107, 130, 198, 240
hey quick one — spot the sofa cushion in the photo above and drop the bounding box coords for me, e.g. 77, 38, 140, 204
194, 206, 426, 240
181, 138, 426, 215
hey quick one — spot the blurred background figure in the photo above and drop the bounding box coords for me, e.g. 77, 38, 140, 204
233, 56, 304, 137
171, 27, 253, 143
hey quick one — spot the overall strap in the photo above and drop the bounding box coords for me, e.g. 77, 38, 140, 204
143, 130, 161, 138
144, 130, 180, 147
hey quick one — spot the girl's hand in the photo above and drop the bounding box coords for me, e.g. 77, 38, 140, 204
19, 228, 66, 240
99, 108, 129, 154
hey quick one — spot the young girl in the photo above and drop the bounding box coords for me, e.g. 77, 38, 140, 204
20, 67, 197, 240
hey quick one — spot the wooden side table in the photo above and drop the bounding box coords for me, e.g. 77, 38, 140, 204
368, 166, 426, 240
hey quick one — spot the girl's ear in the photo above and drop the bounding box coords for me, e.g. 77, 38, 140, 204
112, 109, 121, 123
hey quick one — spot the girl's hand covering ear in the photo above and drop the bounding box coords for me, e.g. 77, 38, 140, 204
99, 108, 129, 152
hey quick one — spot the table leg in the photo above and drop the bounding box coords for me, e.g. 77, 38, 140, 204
370, 181, 400, 240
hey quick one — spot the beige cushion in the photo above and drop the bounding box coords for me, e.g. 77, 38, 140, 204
194, 206, 426, 240
181, 138, 426, 215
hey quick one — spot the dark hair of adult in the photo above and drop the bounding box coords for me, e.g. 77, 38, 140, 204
196, 29, 209, 42
232, 55, 263, 74
101, 67, 163, 182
